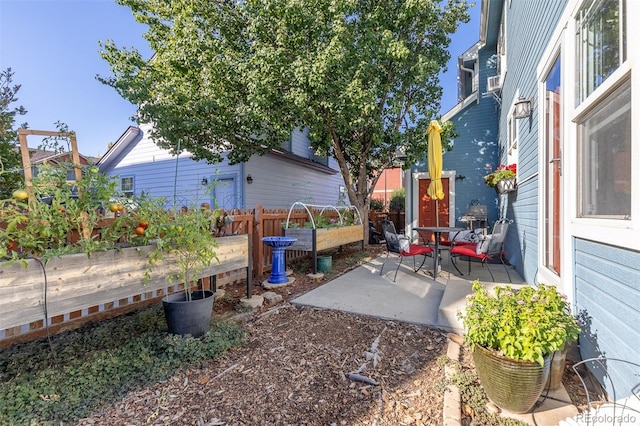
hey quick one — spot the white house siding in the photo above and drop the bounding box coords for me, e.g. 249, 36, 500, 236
243, 153, 346, 210
574, 238, 640, 399
498, 0, 566, 284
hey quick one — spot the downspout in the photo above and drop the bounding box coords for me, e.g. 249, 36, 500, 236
460, 64, 476, 98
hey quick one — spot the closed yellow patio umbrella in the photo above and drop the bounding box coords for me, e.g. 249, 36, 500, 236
427, 120, 444, 227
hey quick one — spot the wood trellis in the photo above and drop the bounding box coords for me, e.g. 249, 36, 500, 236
17, 128, 82, 202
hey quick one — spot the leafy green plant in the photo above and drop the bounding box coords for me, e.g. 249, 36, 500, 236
0, 304, 244, 424
369, 198, 385, 211
484, 164, 517, 188
146, 205, 219, 300
0, 162, 124, 262
389, 188, 405, 211
304, 213, 340, 228
458, 280, 580, 365
1, 161, 220, 295
0, 68, 27, 200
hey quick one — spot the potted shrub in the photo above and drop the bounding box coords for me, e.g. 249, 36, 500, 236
144, 205, 219, 338
484, 163, 517, 194
458, 280, 580, 413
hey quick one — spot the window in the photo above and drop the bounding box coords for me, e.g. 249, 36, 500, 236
120, 176, 134, 197
458, 43, 480, 101
577, 79, 631, 218
576, 0, 627, 104
575, 0, 630, 219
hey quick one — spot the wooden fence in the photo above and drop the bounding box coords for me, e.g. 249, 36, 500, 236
0, 204, 363, 347
368, 210, 405, 233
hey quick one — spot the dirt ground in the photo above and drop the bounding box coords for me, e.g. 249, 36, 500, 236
77, 244, 588, 425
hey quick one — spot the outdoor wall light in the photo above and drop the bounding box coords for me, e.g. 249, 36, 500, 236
201, 177, 208, 186
246, 174, 253, 184
455, 174, 466, 180
514, 96, 533, 119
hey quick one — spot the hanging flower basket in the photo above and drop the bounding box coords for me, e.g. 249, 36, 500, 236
495, 177, 517, 194
484, 164, 517, 194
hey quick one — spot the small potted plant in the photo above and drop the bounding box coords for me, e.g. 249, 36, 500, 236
146, 205, 219, 338
458, 280, 580, 413
484, 163, 517, 194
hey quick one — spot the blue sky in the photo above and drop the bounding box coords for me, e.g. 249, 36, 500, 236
1, 0, 480, 158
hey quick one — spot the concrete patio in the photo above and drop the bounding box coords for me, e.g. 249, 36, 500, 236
291, 252, 580, 426
292, 251, 525, 333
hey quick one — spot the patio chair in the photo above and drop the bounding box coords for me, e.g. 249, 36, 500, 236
448, 219, 513, 282
379, 219, 433, 282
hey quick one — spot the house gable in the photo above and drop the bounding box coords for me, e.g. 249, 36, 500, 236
98, 124, 347, 211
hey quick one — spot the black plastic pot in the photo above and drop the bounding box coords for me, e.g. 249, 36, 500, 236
162, 290, 214, 338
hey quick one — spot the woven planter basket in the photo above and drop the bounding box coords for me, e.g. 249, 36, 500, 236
495, 177, 517, 194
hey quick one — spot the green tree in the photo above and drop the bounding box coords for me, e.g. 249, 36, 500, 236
99, 0, 469, 241
389, 188, 405, 212
0, 68, 27, 199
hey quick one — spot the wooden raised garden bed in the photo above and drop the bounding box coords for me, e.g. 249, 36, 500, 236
0, 234, 251, 332
283, 202, 364, 273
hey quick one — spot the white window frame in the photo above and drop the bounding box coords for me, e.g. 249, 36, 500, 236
506, 102, 519, 169
568, 0, 639, 253
120, 176, 134, 197
575, 0, 627, 105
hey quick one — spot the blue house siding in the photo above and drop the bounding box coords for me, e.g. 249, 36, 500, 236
504, 177, 538, 274
441, 49, 501, 226
574, 238, 640, 399
498, 0, 565, 283
108, 155, 241, 210
99, 125, 347, 212
443, 0, 640, 402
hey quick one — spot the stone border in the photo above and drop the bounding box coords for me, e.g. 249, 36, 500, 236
443, 336, 462, 425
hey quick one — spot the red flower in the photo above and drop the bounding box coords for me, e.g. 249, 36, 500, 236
484, 164, 517, 187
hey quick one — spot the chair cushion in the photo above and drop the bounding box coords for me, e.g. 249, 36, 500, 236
399, 238, 410, 253
475, 235, 493, 255
450, 244, 484, 259
453, 229, 482, 243
384, 231, 401, 253
441, 229, 481, 246
400, 244, 433, 257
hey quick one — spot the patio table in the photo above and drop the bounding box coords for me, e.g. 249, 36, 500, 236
415, 226, 465, 278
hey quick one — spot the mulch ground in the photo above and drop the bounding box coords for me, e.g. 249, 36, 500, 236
77, 243, 589, 425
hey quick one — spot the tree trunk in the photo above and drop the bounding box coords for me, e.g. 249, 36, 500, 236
352, 197, 370, 247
